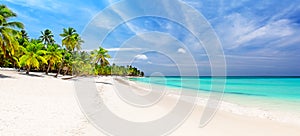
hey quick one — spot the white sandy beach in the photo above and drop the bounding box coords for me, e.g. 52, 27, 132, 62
0, 69, 299, 136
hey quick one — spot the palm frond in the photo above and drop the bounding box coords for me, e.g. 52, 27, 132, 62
4, 21, 24, 29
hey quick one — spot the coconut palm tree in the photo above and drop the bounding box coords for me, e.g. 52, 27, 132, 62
44, 44, 62, 75
39, 29, 55, 45
55, 27, 83, 77
61, 50, 72, 75
0, 4, 24, 57
20, 29, 29, 39
91, 47, 111, 66
60, 27, 83, 52
18, 29, 29, 47
72, 51, 93, 76
19, 39, 47, 74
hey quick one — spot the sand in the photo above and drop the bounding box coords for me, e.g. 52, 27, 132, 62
0, 69, 299, 136
0, 70, 98, 136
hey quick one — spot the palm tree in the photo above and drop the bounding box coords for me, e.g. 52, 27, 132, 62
15, 29, 29, 69
18, 29, 29, 47
55, 27, 83, 77
103, 66, 111, 76
0, 4, 24, 58
61, 50, 72, 75
39, 29, 55, 45
19, 39, 47, 74
44, 44, 62, 75
91, 47, 111, 66
20, 30, 29, 39
60, 27, 83, 52
72, 51, 93, 76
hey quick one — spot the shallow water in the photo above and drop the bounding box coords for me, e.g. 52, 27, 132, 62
130, 76, 300, 124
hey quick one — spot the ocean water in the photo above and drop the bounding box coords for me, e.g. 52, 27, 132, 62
130, 76, 300, 124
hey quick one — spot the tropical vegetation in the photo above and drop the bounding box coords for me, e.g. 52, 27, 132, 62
0, 4, 144, 77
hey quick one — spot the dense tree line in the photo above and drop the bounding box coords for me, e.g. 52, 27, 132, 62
0, 4, 144, 77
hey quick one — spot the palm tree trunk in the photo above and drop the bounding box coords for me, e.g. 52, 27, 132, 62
46, 62, 51, 75
26, 66, 30, 74
63, 69, 68, 76
55, 52, 66, 78
55, 60, 63, 78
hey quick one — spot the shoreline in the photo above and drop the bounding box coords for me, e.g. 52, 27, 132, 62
95, 76, 300, 135
129, 77, 300, 126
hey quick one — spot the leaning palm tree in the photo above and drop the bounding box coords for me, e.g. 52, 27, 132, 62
39, 29, 55, 45
44, 44, 62, 75
19, 39, 47, 74
0, 4, 24, 58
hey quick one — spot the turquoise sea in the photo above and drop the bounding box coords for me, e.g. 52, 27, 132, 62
130, 76, 300, 123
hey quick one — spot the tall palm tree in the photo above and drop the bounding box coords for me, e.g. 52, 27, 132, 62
0, 4, 24, 58
55, 27, 83, 77
39, 29, 55, 45
91, 47, 111, 66
44, 44, 62, 75
19, 39, 47, 74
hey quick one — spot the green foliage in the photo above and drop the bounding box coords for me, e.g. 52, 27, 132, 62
109, 64, 143, 77
69, 49, 144, 77
72, 51, 93, 76
91, 47, 111, 66
0, 4, 24, 57
0, 4, 145, 77
39, 29, 55, 45
19, 39, 47, 74
17, 29, 29, 47
45, 44, 62, 65
60, 27, 83, 52
44, 44, 62, 74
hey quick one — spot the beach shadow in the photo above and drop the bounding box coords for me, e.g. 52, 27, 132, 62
18, 73, 44, 77
95, 81, 113, 85
0, 74, 13, 78
61, 76, 76, 80
114, 78, 130, 85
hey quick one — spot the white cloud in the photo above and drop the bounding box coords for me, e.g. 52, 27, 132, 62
235, 19, 293, 46
106, 2, 146, 35
216, 12, 298, 50
177, 48, 186, 54
134, 54, 148, 60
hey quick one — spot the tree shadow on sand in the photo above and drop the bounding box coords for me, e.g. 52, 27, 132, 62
95, 81, 113, 85
18, 73, 44, 77
0, 74, 13, 78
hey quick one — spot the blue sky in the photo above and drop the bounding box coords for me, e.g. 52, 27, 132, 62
2, 0, 300, 76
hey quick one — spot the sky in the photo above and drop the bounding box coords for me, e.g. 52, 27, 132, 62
2, 0, 300, 76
